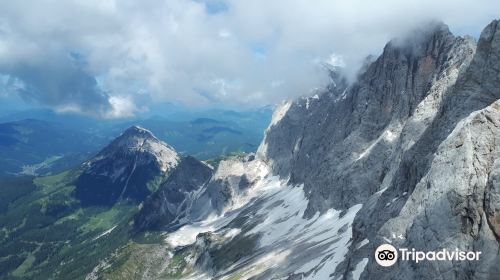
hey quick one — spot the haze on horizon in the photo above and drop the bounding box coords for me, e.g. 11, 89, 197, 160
0, 0, 498, 119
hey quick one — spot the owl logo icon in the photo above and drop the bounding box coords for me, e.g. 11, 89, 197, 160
375, 244, 398, 267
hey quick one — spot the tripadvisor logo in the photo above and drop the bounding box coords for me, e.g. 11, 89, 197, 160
375, 244, 398, 267
375, 244, 481, 267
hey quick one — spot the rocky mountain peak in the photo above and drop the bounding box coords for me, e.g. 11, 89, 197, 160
110, 125, 167, 150
96, 125, 179, 171
360, 21, 463, 114
385, 21, 454, 56
75, 126, 180, 206
259, 17, 477, 219
122, 125, 154, 137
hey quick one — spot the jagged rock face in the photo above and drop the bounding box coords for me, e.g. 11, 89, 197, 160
219, 20, 497, 279
343, 19, 500, 280
357, 102, 500, 279
189, 154, 268, 218
134, 156, 213, 231
75, 126, 179, 206
135, 153, 268, 232
259, 22, 477, 217
487, 154, 500, 239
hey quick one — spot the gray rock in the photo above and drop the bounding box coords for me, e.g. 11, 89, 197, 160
134, 156, 213, 231
342, 19, 500, 280
259, 21, 476, 218
255, 20, 499, 279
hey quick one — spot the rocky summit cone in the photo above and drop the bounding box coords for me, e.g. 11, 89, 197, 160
97, 125, 179, 172
74, 125, 180, 206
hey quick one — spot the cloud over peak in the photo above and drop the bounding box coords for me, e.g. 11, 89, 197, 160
0, 0, 497, 117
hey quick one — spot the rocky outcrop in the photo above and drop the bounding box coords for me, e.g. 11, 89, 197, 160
355, 101, 500, 279
187, 154, 268, 219
134, 156, 213, 231
134, 153, 270, 232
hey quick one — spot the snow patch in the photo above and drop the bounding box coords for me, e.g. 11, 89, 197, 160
269, 101, 292, 127
224, 228, 241, 239
243, 181, 362, 278
166, 159, 362, 279
385, 130, 397, 142
356, 128, 399, 160
92, 226, 117, 241
352, 258, 368, 280
294, 204, 362, 279
356, 239, 369, 249
166, 220, 216, 248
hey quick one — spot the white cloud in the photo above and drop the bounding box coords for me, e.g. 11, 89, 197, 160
326, 54, 346, 68
54, 104, 83, 114
0, 0, 497, 117
106, 95, 138, 119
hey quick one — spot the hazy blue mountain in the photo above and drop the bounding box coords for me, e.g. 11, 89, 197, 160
0, 119, 108, 176
0, 105, 272, 176
114, 115, 268, 159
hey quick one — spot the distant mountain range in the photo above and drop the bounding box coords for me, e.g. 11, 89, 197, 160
0, 105, 272, 176
0, 119, 106, 175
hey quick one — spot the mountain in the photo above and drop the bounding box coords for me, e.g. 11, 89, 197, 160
260, 21, 477, 216
86, 20, 499, 279
75, 125, 179, 206
0, 125, 198, 279
2, 20, 500, 280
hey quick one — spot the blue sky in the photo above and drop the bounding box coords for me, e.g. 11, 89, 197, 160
0, 0, 498, 118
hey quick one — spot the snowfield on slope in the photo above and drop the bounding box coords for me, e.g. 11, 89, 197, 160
164, 160, 363, 279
